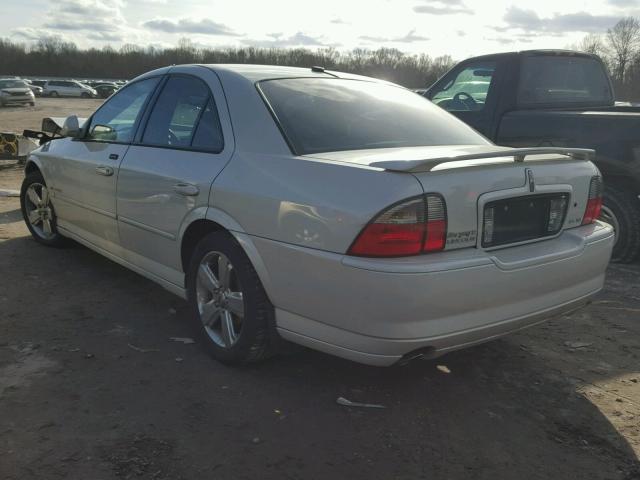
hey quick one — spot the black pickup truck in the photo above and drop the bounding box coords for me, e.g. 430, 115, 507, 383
423, 49, 640, 262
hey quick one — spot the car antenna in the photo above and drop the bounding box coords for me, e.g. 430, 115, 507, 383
311, 66, 339, 78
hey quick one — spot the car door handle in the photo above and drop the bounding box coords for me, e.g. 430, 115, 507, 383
109, 153, 119, 160
173, 183, 199, 196
95, 165, 114, 176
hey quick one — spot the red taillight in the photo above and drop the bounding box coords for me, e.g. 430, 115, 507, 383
582, 176, 603, 225
424, 195, 447, 252
348, 195, 447, 257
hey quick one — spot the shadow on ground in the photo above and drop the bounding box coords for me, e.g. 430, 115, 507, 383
0, 208, 21, 225
0, 232, 639, 480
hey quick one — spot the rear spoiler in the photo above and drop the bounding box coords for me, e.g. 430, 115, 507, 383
370, 147, 595, 173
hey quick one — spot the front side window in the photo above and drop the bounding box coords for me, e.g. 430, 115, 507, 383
259, 78, 488, 155
142, 75, 221, 150
430, 62, 496, 112
86, 77, 159, 143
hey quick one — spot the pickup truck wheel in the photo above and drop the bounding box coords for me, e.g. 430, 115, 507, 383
601, 185, 640, 263
186, 231, 278, 365
20, 171, 67, 247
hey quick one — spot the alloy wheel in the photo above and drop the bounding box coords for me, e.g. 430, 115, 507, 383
24, 183, 55, 240
196, 251, 245, 348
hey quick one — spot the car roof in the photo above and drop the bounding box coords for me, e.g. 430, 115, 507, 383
133, 64, 399, 88
461, 49, 600, 63
204, 64, 391, 83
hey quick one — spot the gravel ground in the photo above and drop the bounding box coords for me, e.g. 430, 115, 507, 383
0, 97, 103, 133
0, 100, 639, 479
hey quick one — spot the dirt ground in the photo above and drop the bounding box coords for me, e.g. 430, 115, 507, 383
0, 97, 103, 134
0, 100, 639, 479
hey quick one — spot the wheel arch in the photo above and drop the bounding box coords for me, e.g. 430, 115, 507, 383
180, 209, 274, 298
594, 157, 640, 195
24, 157, 44, 176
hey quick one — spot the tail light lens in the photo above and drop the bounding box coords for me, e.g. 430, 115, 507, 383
424, 195, 447, 252
582, 176, 603, 225
348, 195, 447, 257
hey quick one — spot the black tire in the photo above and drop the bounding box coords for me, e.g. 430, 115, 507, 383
601, 184, 640, 263
20, 170, 67, 247
186, 231, 278, 365
49, 91, 58, 98
81, 92, 90, 98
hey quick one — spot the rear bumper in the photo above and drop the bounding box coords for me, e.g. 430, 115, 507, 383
249, 221, 614, 366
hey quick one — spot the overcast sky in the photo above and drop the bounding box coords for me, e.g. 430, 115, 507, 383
6, 0, 640, 58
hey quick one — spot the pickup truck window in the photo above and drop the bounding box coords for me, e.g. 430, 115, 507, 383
430, 62, 496, 112
517, 56, 612, 106
259, 78, 489, 155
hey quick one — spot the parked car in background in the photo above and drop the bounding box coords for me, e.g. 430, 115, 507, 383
0, 78, 35, 107
93, 83, 119, 98
43, 80, 97, 98
24, 81, 44, 96
21, 65, 613, 366
423, 49, 640, 263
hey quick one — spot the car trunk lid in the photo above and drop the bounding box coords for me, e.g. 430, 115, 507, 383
306, 146, 598, 251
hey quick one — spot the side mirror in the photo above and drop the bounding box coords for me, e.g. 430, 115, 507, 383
60, 115, 80, 138
91, 124, 117, 142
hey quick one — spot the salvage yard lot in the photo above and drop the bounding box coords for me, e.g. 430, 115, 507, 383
1, 98, 639, 479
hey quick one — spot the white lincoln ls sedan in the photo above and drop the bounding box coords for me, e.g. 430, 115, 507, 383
21, 64, 614, 366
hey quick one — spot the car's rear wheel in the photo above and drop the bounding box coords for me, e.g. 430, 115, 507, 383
49, 91, 58, 97
601, 184, 640, 263
186, 231, 278, 365
20, 171, 66, 247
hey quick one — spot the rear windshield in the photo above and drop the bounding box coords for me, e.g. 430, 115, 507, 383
258, 78, 489, 155
517, 55, 612, 106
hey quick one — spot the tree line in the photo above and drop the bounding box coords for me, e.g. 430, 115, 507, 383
0, 37, 453, 89
571, 17, 640, 101
3, 16, 640, 98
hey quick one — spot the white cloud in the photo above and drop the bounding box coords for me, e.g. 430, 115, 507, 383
7, 0, 639, 58
143, 18, 243, 36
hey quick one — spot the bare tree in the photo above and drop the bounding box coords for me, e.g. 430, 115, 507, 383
607, 17, 640, 82
577, 33, 607, 57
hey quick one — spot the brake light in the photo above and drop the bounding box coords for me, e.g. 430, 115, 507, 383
424, 195, 447, 252
348, 195, 447, 257
582, 176, 603, 225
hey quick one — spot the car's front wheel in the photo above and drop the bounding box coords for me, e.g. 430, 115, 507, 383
20, 170, 66, 247
186, 231, 278, 365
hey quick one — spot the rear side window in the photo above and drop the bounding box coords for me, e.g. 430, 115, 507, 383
142, 75, 223, 152
259, 78, 488, 155
191, 98, 224, 152
517, 56, 612, 106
